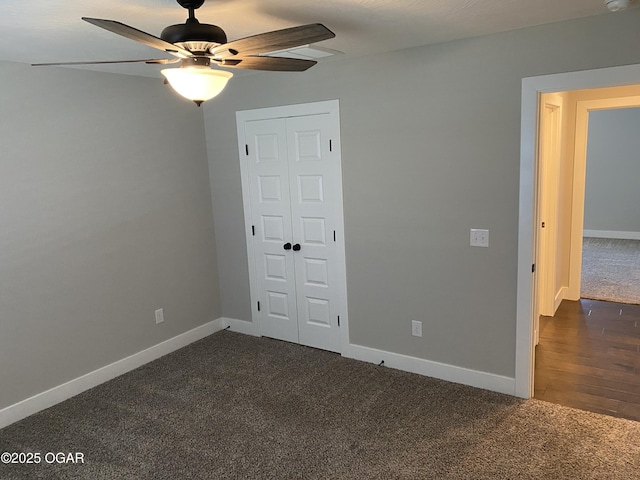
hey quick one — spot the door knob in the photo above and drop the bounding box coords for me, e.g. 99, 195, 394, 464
283, 242, 292, 250
292, 243, 301, 251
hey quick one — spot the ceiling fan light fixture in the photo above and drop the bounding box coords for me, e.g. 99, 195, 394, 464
38, 4, 336, 102
161, 65, 232, 106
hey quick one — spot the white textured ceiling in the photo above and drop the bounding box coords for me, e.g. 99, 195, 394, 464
0, 0, 632, 77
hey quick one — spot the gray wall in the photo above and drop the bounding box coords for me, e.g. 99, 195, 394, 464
204, 10, 640, 378
0, 62, 221, 409
585, 107, 640, 233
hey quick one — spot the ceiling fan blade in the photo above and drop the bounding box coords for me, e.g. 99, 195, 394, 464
212, 24, 334, 57
82, 17, 193, 58
32, 58, 181, 67
218, 56, 317, 72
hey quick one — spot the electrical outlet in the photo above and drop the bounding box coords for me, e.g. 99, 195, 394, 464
470, 228, 489, 247
155, 308, 164, 325
411, 320, 422, 337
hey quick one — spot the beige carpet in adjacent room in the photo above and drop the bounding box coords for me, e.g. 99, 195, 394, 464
581, 237, 640, 305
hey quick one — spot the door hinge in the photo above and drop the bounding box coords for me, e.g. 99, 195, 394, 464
257, 301, 261, 311
333, 230, 336, 242
532, 264, 536, 273
251, 225, 255, 236
245, 144, 249, 156
329, 139, 333, 152
337, 315, 340, 327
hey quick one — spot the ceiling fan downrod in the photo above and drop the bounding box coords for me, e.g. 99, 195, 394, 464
176, 0, 205, 24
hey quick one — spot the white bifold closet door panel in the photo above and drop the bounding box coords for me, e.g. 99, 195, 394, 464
246, 118, 298, 344
245, 112, 341, 353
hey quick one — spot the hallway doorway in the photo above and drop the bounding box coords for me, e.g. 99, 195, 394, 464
532, 88, 640, 417
515, 64, 640, 399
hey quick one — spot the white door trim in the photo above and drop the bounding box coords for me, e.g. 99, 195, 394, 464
536, 93, 563, 320
236, 99, 350, 354
516, 64, 640, 398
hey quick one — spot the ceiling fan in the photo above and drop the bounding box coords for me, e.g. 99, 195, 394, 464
33, 0, 335, 105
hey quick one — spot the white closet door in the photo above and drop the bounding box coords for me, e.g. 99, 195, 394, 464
245, 118, 298, 344
286, 114, 341, 352
241, 104, 344, 354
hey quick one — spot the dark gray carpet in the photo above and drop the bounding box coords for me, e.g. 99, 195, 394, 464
581, 237, 640, 305
2, 331, 640, 479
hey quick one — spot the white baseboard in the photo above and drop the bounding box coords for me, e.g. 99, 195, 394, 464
221, 317, 260, 336
584, 230, 640, 240
0, 318, 225, 430
345, 344, 516, 396
1, 319, 516, 430
554, 286, 568, 314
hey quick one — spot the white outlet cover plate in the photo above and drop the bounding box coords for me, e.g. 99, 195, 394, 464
470, 229, 489, 247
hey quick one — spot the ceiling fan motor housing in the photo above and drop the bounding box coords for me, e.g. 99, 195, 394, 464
161, 20, 227, 47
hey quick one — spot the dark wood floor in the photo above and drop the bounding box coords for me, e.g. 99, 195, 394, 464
534, 298, 640, 422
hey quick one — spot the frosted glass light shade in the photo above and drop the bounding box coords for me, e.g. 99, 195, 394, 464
161, 67, 232, 105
